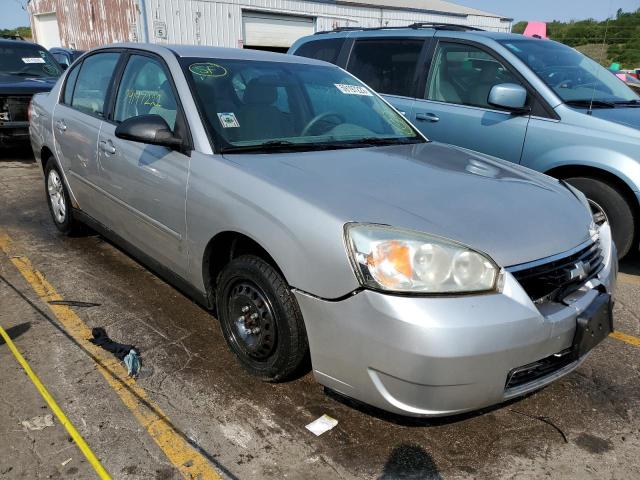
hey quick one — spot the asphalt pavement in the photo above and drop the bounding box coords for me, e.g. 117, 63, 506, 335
1, 148, 639, 479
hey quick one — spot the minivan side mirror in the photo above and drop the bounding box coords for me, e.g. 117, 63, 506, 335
115, 114, 183, 149
488, 83, 529, 113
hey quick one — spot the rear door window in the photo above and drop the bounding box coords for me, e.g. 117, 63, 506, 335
293, 38, 345, 65
346, 39, 423, 97
71, 52, 120, 117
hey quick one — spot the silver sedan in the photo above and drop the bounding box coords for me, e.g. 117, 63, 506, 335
30, 44, 617, 416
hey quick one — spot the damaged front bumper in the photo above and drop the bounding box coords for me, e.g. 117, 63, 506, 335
295, 224, 617, 417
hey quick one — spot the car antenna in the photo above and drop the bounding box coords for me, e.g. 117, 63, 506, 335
588, 0, 613, 115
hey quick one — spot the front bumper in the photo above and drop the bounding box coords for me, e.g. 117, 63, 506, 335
295, 225, 617, 417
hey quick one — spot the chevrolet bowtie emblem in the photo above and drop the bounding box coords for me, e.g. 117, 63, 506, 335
569, 260, 589, 281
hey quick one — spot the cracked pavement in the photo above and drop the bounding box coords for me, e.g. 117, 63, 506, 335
1, 151, 639, 479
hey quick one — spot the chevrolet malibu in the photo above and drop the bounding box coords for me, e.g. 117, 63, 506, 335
30, 44, 617, 417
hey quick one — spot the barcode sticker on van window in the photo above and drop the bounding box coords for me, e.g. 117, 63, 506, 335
22, 57, 46, 64
217, 112, 240, 128
335, 84, 373, 96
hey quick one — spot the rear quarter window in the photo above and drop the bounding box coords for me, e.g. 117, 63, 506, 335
347, 39, 423, 98
293, 38, 345, 65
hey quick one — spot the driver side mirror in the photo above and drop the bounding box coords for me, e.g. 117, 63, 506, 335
115, 114, 183, 149
488, 83, 529, 113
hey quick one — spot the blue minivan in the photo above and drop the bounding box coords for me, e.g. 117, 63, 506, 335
290, 24, 640, 258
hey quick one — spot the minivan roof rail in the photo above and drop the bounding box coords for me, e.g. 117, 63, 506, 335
315, 23, 484, 35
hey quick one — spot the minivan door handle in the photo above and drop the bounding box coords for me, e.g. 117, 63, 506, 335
415, 112, 440, 123
55, 120, 67, 132
99, 140, 116, 155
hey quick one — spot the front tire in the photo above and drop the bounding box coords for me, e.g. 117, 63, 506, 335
216, 255, 309, 382
564, 176, 635, 258
44, 158, 83, 235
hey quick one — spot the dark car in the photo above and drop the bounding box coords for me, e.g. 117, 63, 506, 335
50, 47, 85, 69
0, 38, 62, 146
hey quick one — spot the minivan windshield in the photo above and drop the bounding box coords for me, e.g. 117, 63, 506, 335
0, 43, 62, 78
184, 58, 423, 152
499, 39, 639, 105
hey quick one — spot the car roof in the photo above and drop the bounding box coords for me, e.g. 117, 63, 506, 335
0, 38, 44, 46
99, 42, 331, 66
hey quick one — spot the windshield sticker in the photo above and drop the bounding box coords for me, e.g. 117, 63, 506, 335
189, 63, 228, 78
43, 64, 58, 75
217, 112, 240, 128
22, 57, 46, 64
335, 84, 373, 96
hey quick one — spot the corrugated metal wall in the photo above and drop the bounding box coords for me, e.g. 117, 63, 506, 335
145, 0, 511, 47
29, 0, 511, 50
29, 0, 141, 50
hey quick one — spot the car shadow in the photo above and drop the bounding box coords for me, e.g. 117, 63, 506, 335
379, 443, 442, 480
620, 250, 640, 275
0, 145, 35, 163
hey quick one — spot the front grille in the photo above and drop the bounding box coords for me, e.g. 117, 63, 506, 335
2, 96, 30, 122
509, 240, 604, 303
505, 349, 575, 390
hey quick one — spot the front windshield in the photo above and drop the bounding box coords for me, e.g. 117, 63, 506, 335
499, 39, 638, 104
184, 58, 422, 152
0, 43, 62, 78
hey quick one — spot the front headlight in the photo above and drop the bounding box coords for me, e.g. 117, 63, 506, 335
345, 223, 499, 294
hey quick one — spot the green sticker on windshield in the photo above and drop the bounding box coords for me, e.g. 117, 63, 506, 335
189, 63, 228, 78
43, 64, 58, 75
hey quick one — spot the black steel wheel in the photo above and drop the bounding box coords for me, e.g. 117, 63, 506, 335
216, 255, 309, 381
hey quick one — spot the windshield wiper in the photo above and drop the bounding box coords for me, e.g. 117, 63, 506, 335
336, 137, 424, 147
220, 140, 352, 154
612, 99, 640, 107
6, 71, 38, 77
564, 99, 616, 109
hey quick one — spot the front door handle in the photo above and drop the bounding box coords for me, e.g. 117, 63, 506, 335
99, 140, 116, 155
415, 112, 440, 123
55, 120, 67, 132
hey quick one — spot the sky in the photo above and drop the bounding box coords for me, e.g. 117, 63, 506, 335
451, 0, 639, 23
1, 0, 639, 29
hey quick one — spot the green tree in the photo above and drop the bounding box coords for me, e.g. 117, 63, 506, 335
511, 8, 640, 68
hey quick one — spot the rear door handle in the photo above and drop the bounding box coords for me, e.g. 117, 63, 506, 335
99, 140, 116, 155
415, 112, 440, 123
55, 120, 67, 132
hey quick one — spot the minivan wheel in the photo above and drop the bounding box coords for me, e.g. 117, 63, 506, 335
44, 159, 83, 235
564, 176, 635, 258
216, 255, 309, 382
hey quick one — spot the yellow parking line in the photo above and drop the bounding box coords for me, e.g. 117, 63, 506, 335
610, 331, 640, 347
0, 230, 223, 480
0, 325, 111, 479
618, 273, 640, 286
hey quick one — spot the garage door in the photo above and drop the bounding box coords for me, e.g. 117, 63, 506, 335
33, 13, 62, 49
242, 12, 314, 51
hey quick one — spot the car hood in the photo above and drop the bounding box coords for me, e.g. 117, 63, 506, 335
225, 142, 593, 268
0, 74, 58, 95
581, 106, 640, 130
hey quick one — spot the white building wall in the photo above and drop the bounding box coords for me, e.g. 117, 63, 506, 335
143, 0, 511, 48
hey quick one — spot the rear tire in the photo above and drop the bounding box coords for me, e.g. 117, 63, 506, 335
564, 176, 635, 258
44, 158, 84, 235
216, 255, 309, 382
